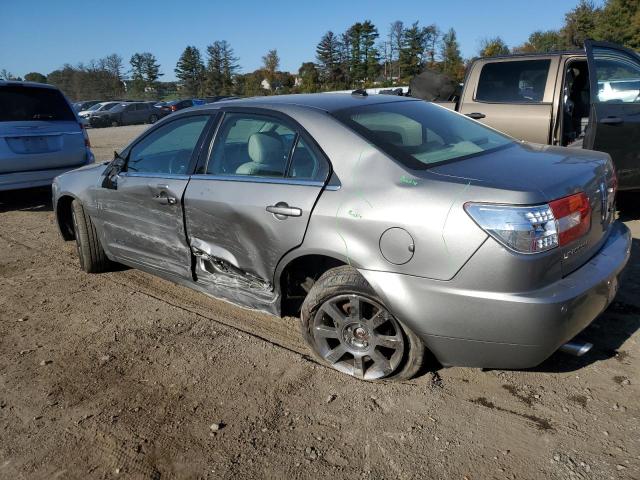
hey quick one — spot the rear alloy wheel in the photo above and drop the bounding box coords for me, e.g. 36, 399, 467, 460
301, 266, 424, 381
149, 114, 158, 124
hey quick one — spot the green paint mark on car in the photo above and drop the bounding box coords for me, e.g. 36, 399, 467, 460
400, 175, 418, 186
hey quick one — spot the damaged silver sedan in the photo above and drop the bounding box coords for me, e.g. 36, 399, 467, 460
53, 94, 631, 381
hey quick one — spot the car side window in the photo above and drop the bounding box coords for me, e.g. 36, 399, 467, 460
287, 137, 330, 182
126, 116, 209, 175
476, 60, 551, 103
592, 46, 640, 103
206, 113, 295, 178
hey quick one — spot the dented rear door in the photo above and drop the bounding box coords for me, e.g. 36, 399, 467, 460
183, 110, 330, 291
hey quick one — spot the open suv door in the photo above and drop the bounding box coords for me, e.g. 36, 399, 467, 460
584, 40, 640, 190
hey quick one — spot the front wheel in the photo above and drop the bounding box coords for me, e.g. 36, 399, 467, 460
111, 120, 119, 127
301, 266, 424, 381
71, 200, 110, 273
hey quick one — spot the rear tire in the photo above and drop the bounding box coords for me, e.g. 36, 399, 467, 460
301, 265, 424, 381
149, 114, 158, 124
71, 199, 109, 273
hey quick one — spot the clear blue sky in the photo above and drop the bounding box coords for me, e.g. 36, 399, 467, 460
1, 0, 595, 80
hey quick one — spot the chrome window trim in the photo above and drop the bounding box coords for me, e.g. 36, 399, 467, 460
190, 174, 325, 187
119, 172, 190, 180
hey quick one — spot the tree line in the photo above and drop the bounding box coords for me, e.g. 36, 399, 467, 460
1, 0, 637, 101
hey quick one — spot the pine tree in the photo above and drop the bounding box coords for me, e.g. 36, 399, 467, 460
175, 46, 205, 96
361, 20, 379, 83
316, 31, 341, 88
399, 22, 426, 79
205, 41, 239, 96
439, 28, 465, 82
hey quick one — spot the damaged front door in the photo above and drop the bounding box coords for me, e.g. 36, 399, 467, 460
96, 115, 212, 278
183, 111, 330, 308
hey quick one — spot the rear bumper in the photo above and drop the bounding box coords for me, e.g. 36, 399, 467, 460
0, 160, 92, 192
359, 221, 632, 369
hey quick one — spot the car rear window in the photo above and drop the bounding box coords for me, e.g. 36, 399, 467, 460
0, 85, 76, 122
333, 100, 513, 169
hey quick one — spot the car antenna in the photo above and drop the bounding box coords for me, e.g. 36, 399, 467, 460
351, 88, 368, 97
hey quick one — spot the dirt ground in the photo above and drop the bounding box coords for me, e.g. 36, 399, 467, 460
1, 125, 639, 480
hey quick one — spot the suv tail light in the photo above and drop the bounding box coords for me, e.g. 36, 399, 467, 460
79, 122, 91, 148
465, 192, 591, 254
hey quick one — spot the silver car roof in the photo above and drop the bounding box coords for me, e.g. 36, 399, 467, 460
191, 93, 419, 114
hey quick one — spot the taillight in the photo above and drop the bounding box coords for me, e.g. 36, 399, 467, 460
549, 192, 591, 246
170, 105, 177, 112
79, 122, 91, 148
465, 192, 591, 254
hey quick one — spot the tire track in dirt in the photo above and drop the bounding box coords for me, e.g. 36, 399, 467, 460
0, 222, 311, 358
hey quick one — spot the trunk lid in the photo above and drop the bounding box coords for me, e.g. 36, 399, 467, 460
430, 142, 616, 276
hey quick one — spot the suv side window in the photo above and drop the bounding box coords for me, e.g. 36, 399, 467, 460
476, 60, 551, 103
135, 103, 148, 111
206, 113, 296, 178
127, 116, 209, 175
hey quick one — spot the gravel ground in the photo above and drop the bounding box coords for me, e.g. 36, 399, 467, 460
0, 125, 638, 479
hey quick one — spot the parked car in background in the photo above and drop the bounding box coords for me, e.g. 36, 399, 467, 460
423, 40, 640, 191
204, 95, 238, 103
89, 101, 165, 127
53, 93, 630, 381
0, 81, 93, 191
77, 101, 121, 124
73, 100, 101, 112
159, 98, 204, 114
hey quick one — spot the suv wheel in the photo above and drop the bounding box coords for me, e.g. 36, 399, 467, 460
301, 266, 424, 381
149, 114, 158, 124
111, 120, 119, 127
71, 199, 110, 273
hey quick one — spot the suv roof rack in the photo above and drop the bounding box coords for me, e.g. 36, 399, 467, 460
351, 89, 368, 97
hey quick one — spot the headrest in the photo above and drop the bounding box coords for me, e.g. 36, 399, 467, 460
248, 132, 285, 165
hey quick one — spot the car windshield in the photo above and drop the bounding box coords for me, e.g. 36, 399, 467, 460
87, 103, 103, 111
333, 100, 514, 169
0, 85, 76, 122
101, 102, 119, 111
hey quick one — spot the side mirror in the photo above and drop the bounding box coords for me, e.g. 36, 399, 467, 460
101, 150, 126, 190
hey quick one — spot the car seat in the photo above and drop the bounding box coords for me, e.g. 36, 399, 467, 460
235, 132, 286, 176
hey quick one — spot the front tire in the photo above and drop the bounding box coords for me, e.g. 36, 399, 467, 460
71, 199, 109, 273
301, 266, 424, 381
111, 120, 119, 127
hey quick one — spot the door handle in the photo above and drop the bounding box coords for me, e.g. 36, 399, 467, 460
600, 116, 623, 125
466, 112, 486, 119
266, 202, 302, 218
